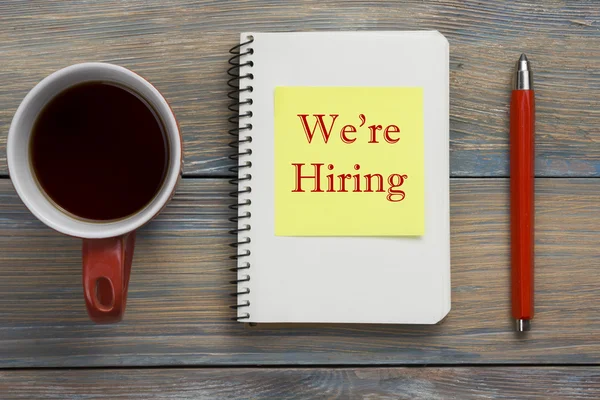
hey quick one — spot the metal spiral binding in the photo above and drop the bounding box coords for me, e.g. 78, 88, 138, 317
227, 35, 254, 321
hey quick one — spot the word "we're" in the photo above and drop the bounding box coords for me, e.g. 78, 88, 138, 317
297, 114, 401, 145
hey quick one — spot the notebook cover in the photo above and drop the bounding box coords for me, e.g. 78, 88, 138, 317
232, 31, 450, 324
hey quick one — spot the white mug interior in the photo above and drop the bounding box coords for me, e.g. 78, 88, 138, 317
7, 63, 182, 239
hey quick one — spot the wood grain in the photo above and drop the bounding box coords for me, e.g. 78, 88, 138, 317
0, 178, 599, 367
0, 0, 599, 177
1, 367, 599, 399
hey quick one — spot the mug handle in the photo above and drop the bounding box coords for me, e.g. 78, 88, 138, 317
82, 232, 135, 323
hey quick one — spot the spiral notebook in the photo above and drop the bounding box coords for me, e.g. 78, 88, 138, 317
229, 31, 450, 324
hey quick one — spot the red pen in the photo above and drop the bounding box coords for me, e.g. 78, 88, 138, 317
510, 54, 535, 332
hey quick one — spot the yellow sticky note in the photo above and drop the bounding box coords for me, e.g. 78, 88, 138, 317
274, 87, 424, 236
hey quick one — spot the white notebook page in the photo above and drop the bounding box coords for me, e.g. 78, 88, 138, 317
236, 31, 450, 323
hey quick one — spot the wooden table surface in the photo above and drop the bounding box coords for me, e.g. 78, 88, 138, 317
1, 1, 599, 398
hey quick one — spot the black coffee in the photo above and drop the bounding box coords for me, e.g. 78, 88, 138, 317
30, 82, 169, 220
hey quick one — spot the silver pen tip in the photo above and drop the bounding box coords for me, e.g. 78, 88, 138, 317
519, 53, 528, 63
517, 54, 530, 72
514, 54, 533, 90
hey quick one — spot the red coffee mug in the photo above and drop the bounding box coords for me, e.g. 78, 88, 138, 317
7, 63, 182, 323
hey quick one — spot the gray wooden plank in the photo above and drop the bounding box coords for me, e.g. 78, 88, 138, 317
0, 1, 598, 177
0, 178, 599, 367
1, 367, 600, 399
